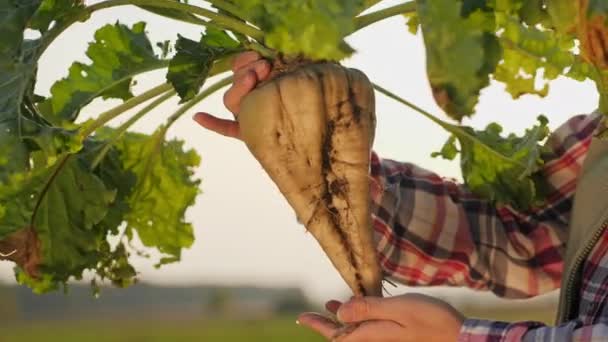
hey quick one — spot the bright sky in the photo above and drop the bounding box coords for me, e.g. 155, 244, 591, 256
0, 1, 599, 305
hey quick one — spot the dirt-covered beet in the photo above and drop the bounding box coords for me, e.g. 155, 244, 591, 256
238, 62, 382, 297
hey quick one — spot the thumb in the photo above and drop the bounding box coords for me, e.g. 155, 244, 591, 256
337, 297, 395, 324
193, 112, 240, 139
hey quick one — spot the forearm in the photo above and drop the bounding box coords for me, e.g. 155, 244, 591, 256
370, 113, 602, 297
370, 153, 566, 297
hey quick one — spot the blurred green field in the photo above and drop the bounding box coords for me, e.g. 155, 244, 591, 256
0, 319, 324, 342
1, 309, 556, 342
0, 308, 557, 342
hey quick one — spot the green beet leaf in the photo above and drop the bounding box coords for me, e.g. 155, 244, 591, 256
83, 141, 138, 289
518, 0, 552, 27
40, 21, 165, 125
0, 153, 116, 292
0, 58, 34, 181
0, 2, 142, 292
416, 0, 500, 120
433, 116, 551, 209
402, 12, 420, 34
0, 0, 72, 180
83, 140, 136, 237
1, 136, 141, 293
229, 0, 362, 60
99, 128, 200, 266
494, 14, 584, 99
94, 242, 137, 289
0, 0, 43, 191
546, 0, 577, 35
29, 0, 85, 33
1, 0, 41, 119
0, 0, 41, 58
28, 156, 116, 283
167, 28, 240, 102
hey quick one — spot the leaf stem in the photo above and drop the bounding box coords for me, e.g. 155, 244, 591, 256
372, 83, 527, 168
40, 0, 264, 56
358, 0, 383, 14
354, 1, 417, 31
205, 0, 248, 20
90, 89, 177, 170
243, 41, 277, 59
199, 19, 275, 58
70, 59, 170, 121
163, 76, 234, 133
80, 83, 173, 139
372, 83, 452, 129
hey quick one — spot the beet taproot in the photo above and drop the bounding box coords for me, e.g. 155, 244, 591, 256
238, 62, 382, 296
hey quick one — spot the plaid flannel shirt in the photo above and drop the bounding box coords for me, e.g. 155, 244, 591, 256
370, 112, 607, 341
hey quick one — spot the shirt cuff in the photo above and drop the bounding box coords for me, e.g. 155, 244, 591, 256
458, 318, 537, 342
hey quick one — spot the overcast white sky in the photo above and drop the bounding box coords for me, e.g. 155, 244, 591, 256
0, 1, 599, 304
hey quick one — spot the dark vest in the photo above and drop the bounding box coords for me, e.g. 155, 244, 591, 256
556, 135, 608, 323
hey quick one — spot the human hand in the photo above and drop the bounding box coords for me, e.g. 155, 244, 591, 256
297, 293, 465, 342
193, 51, 271, 139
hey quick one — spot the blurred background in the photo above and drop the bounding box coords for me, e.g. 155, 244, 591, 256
0, 0, 599, 340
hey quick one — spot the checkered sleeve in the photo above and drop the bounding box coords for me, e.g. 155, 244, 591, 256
369, 113, 601, 298
459, 318, 608, 341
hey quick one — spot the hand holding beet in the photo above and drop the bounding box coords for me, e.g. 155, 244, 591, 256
195, 52, 383, 296
298, 294, 465, 341
193, 52, 271, 139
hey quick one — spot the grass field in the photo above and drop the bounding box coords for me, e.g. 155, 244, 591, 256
0, 319, 324, 342
0, 308, 556, 342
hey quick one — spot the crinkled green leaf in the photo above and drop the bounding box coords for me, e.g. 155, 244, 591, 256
167, 28, 240, 102
0, 2, 140, 292
0, 0, 47, 193
402, 12, 419, 34
1, 0, 202, 294
29, 0, 85, 33
433, 116, 551, 209
431, 135, 458, 160
416, 0, 500, 120
546, 0, 577, 34
230, 0, 362, 60
40, 21, 165, 125
81, 140, 138, 290
494, 14, 583, 99
0, 0, 54, 179
16, 270, 57, 293
412, 0, 599, 117
0, 152, 116, 290
1, 39, 83, 171
1, 1, 41, 121
94, 242, 137, 288
201, 28, 241, 49
518, 0, 552, 27
0, 0, 41, 58
1, 132, 142, 293
30, 156, 116, 279
99, 128, 200, 265
83, 141, 136, 236
0, 124, 29, 180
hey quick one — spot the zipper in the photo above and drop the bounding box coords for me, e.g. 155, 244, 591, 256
560, 220, 608, 321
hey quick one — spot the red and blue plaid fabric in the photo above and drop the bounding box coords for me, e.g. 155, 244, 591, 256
369, 113, 608, 341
